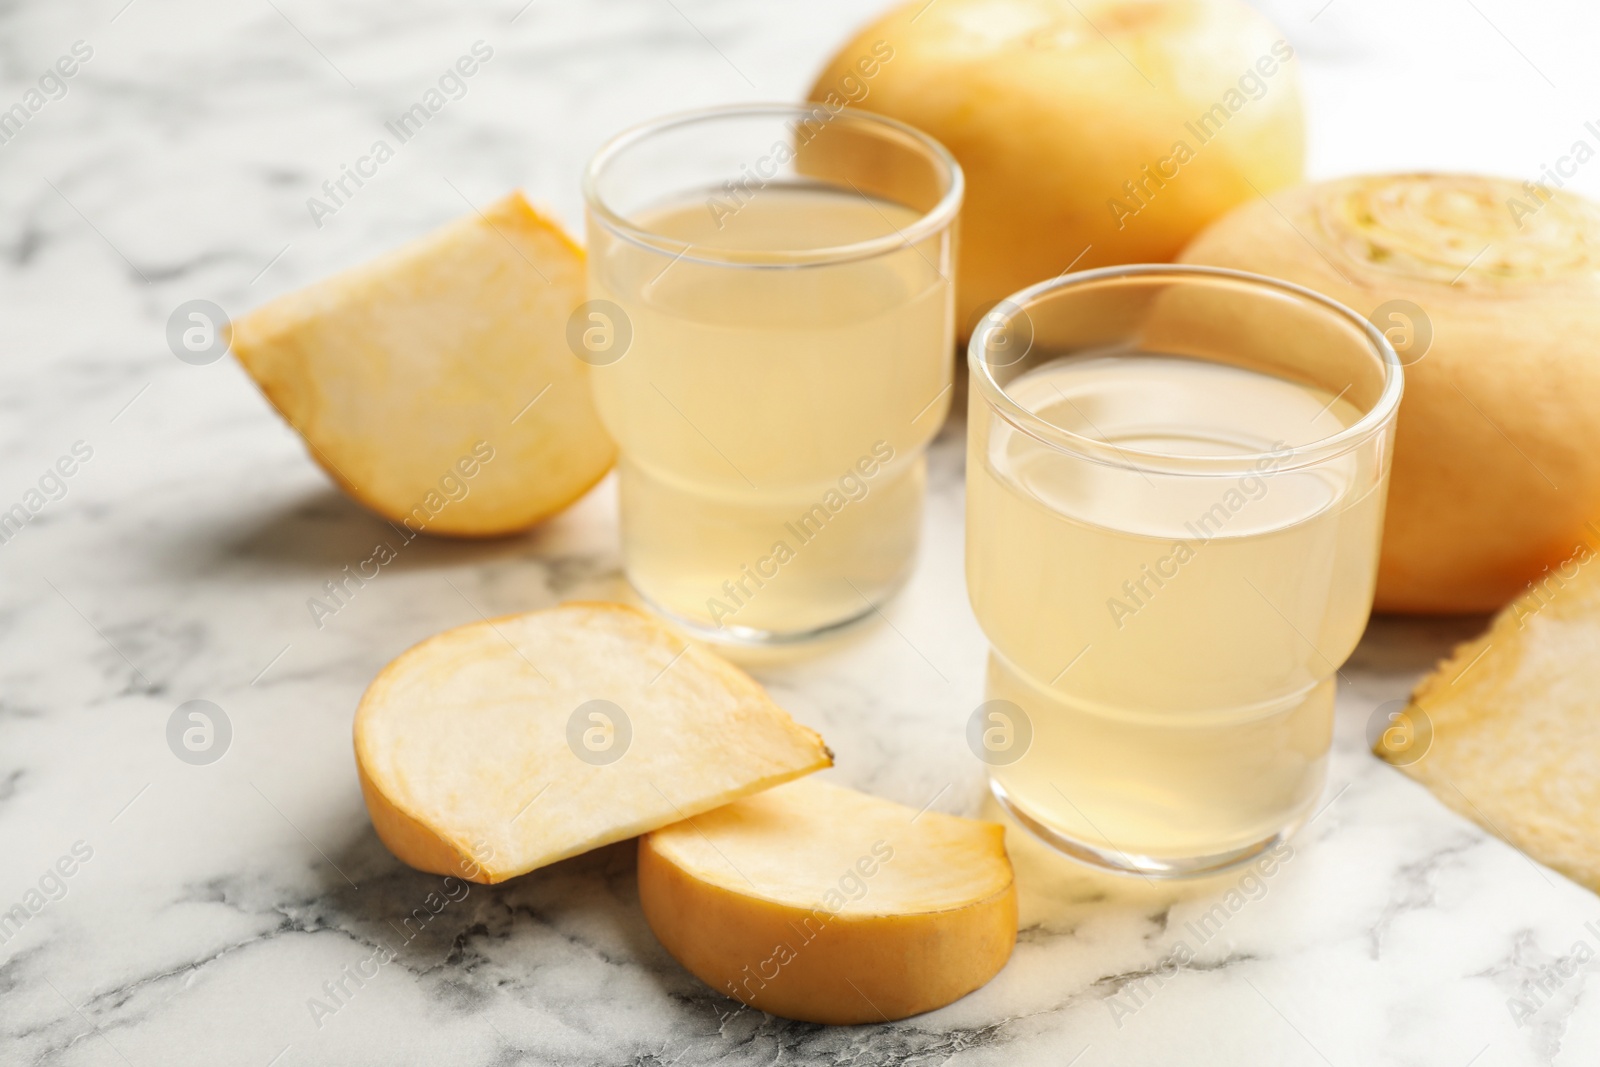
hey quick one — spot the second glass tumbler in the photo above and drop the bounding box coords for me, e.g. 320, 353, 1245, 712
966, 266, 1403, 877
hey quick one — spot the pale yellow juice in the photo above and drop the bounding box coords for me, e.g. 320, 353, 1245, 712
589, 185, 953, 638
967, 351, 1387, 863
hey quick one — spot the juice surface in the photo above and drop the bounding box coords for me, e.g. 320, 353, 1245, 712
968, 351, 1385, 861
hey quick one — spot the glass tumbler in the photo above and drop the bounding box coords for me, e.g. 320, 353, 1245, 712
966, 266, 1403, 876
582, 105, 962, 644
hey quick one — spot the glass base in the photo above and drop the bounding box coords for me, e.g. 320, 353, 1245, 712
614, 453, 928, 645
989, 776, 1310, 880
628, 573, 905, 647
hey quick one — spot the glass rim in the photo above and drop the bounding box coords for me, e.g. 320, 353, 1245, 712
967, 264, 1405, 476
581, 102, 964, 270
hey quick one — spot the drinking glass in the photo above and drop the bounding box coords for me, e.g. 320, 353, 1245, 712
966, 265, 1402, 876
582, 105, 962, 643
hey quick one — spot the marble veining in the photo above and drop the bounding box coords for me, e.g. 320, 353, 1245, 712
5, 0, 1600, 1064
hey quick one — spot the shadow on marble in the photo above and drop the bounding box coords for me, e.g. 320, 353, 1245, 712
1348, 612, 1491, 677
983, 793, 1299, 925
300, 822, 700, 1013
144, 485, 619, 584
710, 612, 894, 673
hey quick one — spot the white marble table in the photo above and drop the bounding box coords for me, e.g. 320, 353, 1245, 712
5, 0, 1600, 1063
